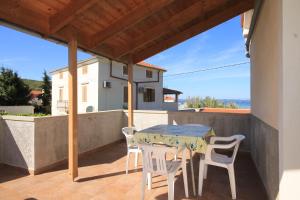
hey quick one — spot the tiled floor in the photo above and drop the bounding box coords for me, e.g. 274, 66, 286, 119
0, 142, 267, 200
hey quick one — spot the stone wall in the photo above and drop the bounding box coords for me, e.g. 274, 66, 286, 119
251, 115, 279, 200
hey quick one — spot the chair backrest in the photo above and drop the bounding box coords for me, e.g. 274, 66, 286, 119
230, 135, 245, 162
140, 144, 178, 175
122, 127, 136, 147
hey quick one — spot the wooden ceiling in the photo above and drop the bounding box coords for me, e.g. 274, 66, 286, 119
0, 0, 254, 64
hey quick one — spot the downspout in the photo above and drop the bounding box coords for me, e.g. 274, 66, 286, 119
245, 0, 263, 58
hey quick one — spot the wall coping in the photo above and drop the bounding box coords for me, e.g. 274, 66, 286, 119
1, 115, 35, 122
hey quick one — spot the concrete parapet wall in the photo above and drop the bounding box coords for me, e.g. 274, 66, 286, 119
0, 106, 34, 114
251, 115, 279, 200
0, 116, 35, 170
124, 110, 251, 151
34, 110, 124, 170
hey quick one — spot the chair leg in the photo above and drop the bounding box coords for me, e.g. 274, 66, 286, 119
134, 152, 139, 169
204, 164, 208, 179
198, 160, 205, 196
228, 165, 236, 199
182, 163, 189, 198
189, 149, 196, 196
141, 171, 147, 200
147, 173, 152, 190
126, 152, 130, 174
167, 175, 175, 200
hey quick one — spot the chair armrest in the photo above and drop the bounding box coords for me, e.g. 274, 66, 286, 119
210, 135, 236, 144
205, 142, 236, 161
208, 142, 236, 150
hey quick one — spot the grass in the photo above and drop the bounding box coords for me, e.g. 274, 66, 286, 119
22, 79, 43, 90
0, 112, 49, 117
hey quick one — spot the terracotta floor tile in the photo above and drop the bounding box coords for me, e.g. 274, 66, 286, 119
0, 142, 267, 200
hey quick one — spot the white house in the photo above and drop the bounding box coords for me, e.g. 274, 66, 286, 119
51, 56, 181, 115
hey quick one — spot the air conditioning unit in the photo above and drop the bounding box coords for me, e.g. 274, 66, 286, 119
138, 87, 145, 93
103, 81, 111, 88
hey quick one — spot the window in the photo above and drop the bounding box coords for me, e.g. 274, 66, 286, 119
144, 88, 155, 102
81, 84, 88, 102
59, 72, 63, 79
123, 86, 128, 103
123, 65, 128, 76
59, 87, 64, 101
82, 66, 88, 75
146, 70, 153, 78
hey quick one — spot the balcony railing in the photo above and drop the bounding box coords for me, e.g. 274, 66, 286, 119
57, 100, 68, 113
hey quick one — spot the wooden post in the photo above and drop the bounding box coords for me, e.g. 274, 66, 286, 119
127, 61, 134, 127
68, 36, 78, 181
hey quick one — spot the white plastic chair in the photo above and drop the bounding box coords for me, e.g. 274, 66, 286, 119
198, 135, 245, 199
140, 144, 189, 200
182, 123, 206, 195
122, 127, 141, 174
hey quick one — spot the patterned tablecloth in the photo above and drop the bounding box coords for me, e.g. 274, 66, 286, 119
134, 124, 215, 153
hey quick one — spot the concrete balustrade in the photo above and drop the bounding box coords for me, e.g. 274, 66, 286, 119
0, 109, 277, 199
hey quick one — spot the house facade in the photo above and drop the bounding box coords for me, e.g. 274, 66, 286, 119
51, 57, 180, 115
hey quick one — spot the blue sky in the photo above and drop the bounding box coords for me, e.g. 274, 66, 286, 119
0, 16, 249, 99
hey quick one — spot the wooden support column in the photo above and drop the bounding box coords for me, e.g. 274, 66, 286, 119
68, 36, 78, 181
127, 61, 134, 127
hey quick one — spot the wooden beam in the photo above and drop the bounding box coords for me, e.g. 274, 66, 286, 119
90, 0, 174, 48
132, 0, 254, 63
68, 36, 78, 181
127, 60, 134, 127
50, 0, 98, 34
115, 0, 205, 58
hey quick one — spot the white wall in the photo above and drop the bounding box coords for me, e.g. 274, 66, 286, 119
250, 0, 281, 129
279, 0, 300, 199
51, 61, 99, 115
51, 57, 165, 115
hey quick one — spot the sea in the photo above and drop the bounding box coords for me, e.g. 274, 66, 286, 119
178, 99, 251, 109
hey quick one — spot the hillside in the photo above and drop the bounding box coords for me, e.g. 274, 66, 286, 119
22, 79, 43, 90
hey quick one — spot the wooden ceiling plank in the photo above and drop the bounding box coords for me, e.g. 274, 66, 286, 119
132, 0, 254, 63
0, 0, 49, 34
90, 0, 174, 48
49, 0, 98, 34
115, 0, 206, 58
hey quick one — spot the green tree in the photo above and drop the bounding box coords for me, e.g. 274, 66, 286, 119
185, 96, 239, 109
0, 67, 30, 105
41, 70, 51, 107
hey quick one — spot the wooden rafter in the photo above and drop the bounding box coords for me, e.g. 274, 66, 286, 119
131, 0, 254, 63
49, 0, 98, 34
115, 0, 206, 59
90, 0, 174, 48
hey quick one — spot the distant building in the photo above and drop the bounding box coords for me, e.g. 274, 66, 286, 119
50, 57, 181, 115
28, 89, 43, 106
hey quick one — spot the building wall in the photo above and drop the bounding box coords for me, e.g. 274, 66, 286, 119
250, 0, 281, 130
51, 57, 164, 115
279, 0, 300, 199
248, 0, 281, 199
51, 60, 99, 115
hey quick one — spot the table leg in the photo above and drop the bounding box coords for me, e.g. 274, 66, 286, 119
190, 149, 196, 196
